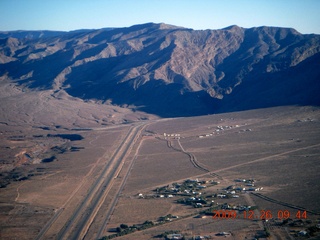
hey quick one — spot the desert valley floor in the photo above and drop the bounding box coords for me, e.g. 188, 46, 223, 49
0, 105, 320, 240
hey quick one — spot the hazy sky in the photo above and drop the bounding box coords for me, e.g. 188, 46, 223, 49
1, 0, 319, 34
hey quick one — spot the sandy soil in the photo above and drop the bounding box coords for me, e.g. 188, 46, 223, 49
1, 103, 319, 240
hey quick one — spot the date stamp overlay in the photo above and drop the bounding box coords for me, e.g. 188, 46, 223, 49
212, 209, 307, 220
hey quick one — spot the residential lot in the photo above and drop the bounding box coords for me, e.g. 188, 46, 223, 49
107, 106, 320, 239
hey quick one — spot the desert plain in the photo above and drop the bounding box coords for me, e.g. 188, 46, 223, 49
0, 88, 319, 240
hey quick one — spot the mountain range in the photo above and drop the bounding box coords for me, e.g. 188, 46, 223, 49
1, 22, 320, 117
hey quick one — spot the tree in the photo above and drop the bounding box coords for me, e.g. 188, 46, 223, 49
120, 224, 129, 229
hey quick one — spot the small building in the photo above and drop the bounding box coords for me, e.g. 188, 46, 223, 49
216, 232, 231, 236
217, 194, 226, 198
166, 233, 183, 240
298, 230, 308, 236
188, 197, 196, 201
235, 179, 246, 182
194, 236, 205, 240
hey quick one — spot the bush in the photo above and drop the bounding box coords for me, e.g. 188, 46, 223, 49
308, 226, 319, 236
143, 220, 154, 226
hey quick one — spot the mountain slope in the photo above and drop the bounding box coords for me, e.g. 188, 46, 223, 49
1, 23, 319, 117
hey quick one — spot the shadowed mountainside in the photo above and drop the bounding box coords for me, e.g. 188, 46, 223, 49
1, 23, 320, 117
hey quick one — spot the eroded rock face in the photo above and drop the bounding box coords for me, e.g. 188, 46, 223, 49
1, 23, 320, 116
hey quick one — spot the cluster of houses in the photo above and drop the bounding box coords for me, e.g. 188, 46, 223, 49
224, 185, 263, 193
138, 178, 263, 208
133, 176, 267, 239
232, 178, 263, 192
177, 196, 210, 208
163, 133, 181, 139
198, 125, 241, 138
138, 177, 264, 209
219, 202, 252, 211
138, 179, 220, 208
297, 118, 315, 123
166, 233, 231, 240
237, 128, 253, 133
151, 179, 218, 197
210, 179, 263, 201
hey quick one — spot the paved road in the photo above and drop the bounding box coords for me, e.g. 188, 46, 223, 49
62, 123, 145, 240
96, 124, 148, 239
35, 122, 145, 240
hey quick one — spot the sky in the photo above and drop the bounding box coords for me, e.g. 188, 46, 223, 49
1, 0, 320, 34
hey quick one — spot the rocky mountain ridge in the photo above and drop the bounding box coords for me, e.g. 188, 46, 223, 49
1, 23, 319, 117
